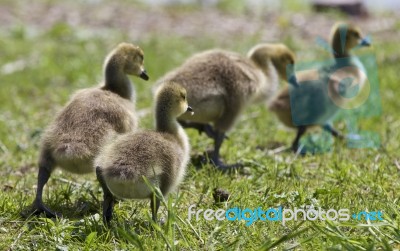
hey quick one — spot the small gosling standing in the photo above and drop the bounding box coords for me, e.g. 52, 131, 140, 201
95, 81, 193, 224
31, 43, 149, 217
269, 23, 370, 152
156, 44, 295, 169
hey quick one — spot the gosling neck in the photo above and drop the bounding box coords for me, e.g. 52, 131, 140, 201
332, 47, 352, 65
331, 34, 351, 59
156, 107, 179, 135
103, 58, 133, 100
250, 56, 274, 77
333, 49, 350, 59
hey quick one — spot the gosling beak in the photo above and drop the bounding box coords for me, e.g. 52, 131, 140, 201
288, 74, 299, 87
359, 37, 371, 47
186, 106, 194, 116
139, 70, 149, 81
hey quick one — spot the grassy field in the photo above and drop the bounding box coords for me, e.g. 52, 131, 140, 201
1, 1, 400, 250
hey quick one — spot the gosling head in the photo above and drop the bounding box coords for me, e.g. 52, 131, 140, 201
247, 43, 296, 80
156, 81, 193, 117
330, 23, 371, 57
106, 42, 149, 80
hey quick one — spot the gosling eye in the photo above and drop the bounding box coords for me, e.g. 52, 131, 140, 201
136, 54, 144, 62
180, 93, 186, 100
285, 56, 294, 65
352, 32, 360, 38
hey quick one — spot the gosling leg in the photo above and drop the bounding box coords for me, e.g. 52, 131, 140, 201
32, 151, 58, 218
291, 126, 307, 152
322, 124, 344, 139
211, 130, 241, 171
178, 120, 227, 140
96, 166, 115, 225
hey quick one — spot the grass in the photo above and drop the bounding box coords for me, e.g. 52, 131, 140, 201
1, 1, 400, 250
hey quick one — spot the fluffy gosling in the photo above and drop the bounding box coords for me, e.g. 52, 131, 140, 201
156, 44, 295, 169
30, 43, 149, 217
95, 81, 192, 224
269, 23, 370, 152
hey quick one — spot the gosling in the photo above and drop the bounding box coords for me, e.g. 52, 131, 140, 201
95, 81, 192, 224
30, 43, 149, 217
269, 23, 370, 152
156, 44, 295, 169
